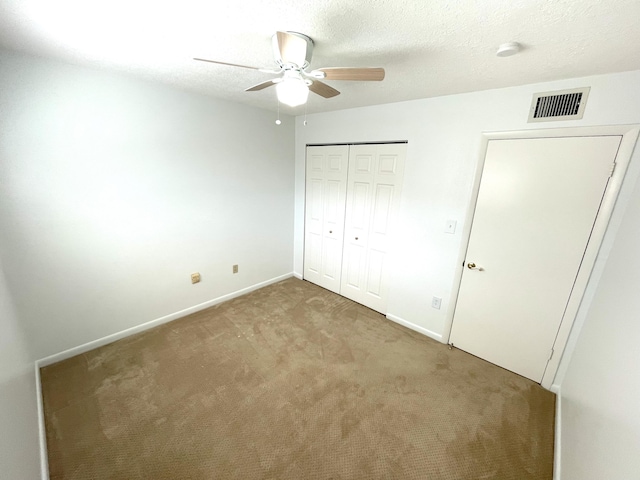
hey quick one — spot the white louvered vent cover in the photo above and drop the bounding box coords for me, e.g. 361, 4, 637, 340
528, 87, 590, 123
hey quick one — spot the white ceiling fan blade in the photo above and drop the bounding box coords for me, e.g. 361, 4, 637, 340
245, 79, 280, 92
309, 80, 340, 98
275, 31, 309, 66
194, 58, 261, 70
315, 67, 385, 81
193, 58, 280, 74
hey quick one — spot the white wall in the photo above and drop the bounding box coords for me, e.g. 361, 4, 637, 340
0, 50, 295, 361
294, 70, 640, 346
0, 260, 40, 479
559, 164, 640, 479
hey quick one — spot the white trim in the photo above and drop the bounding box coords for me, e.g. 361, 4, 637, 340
34, 363, 49, 480
293, 271, 303, 280
37, 273, 293, 367
541, 125, 639, 388
386, 313, 443, 343
441, 134, 488, 344
442, 125, 640, 390
552, 385, 562, 480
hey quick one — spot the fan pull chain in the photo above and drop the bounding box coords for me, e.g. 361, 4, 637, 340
275, 99, 282, 125
303, 102, 308, 126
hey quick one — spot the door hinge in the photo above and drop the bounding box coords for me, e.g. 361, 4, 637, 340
609, 162, 616, 177
548, 348, 554, 361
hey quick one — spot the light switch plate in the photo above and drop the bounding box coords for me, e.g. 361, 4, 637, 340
432, 296, 442, 310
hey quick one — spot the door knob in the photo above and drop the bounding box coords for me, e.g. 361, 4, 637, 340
355, 237, 359, 240
329, 230, 333, 234
466, 262, 484, 271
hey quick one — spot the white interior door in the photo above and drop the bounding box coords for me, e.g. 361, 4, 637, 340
340, 144, 406, 313
450, 136, 621, 382
303, 145, 349, 293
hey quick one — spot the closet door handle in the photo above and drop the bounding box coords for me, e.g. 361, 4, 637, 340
355, 237, 359, 240
329, 230, 333, 234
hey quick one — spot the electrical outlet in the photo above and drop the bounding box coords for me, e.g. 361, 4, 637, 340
233, 264, 238, 274
445, 219, 457, 234
432, 296, 442, 310
191, 272, 201, 284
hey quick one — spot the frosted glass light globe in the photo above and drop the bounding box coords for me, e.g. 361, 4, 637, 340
276, 77, 309, 107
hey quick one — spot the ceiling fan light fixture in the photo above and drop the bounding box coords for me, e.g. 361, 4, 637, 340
195, 31, 386, 107
276, 76, 309, 107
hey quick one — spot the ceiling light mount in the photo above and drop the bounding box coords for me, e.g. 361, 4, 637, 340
496, 42, 521, 57
273, 32, 314, 70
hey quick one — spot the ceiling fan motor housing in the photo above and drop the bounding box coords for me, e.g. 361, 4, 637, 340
272, 31, 314, 70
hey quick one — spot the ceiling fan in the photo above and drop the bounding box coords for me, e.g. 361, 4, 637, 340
194, 31, 385, 107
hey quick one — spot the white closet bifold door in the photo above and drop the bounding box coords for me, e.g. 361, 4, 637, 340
303, 145, 349, 293
340, 144, 406, 313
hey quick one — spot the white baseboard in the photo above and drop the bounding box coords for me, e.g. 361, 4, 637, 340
552, 385, 561, 480
293, 271, 303, 280
385, 313, 444, 343
37, 273, 293, 368
34, 272, 294, 479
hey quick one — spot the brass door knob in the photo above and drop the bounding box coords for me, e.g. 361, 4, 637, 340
467, 262, 477, 270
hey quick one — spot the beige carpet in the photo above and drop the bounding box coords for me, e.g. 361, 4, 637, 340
41, 277, 555, 479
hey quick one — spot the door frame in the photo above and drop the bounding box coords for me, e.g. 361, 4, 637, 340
443, 125, 640, 389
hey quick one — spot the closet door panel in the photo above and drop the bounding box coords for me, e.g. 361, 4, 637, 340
354, 153, 374, 174
378, 153, 400, 175
325, 180, 344, 226
364, 144, 406, 312
343, 241, 365, 289
363, 183, 394, 304
305, 232, 322, 276
341, 144, 406, 313
303, 145, 349, 293
341, 149, 374, 304
365, 249, 385, 297
350, 182, 371, 229
304, 178, 323, 278
328, 153, 344, 172
321, 233, 343, 284
372, 184, 393, 237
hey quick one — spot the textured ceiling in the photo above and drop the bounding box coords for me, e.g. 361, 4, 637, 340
1, 0, 639, 115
